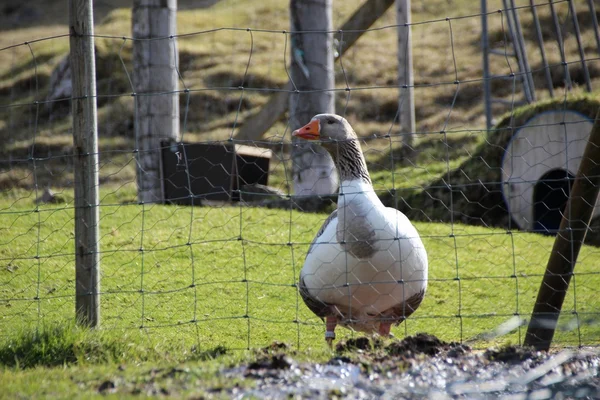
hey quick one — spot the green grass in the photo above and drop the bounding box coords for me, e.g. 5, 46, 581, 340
2, 185, 600, 355
0, 321, 133, 368
0, 319, 265, 398
1, 186, 600, 394
2, 0, 600, 394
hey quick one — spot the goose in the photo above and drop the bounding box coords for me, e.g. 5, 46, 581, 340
293, 114, 428, 346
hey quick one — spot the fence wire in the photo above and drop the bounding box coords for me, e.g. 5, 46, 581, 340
0, 0, 599, 351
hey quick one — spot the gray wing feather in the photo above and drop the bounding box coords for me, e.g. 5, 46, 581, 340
307, 209, 338, 255
388, 289, 426, 323
298, 275, 330, 320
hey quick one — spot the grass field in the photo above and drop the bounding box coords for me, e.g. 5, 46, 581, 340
2, 184, 600, 349
1, 185, 600, 396
2, 0, 600, 397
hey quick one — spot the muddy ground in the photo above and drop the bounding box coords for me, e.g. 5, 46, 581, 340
220, 334, 600, 399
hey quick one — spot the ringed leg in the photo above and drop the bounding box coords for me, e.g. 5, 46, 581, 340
325, 316, 337, 347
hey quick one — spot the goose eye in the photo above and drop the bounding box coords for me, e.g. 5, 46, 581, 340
326, 119, 335, 125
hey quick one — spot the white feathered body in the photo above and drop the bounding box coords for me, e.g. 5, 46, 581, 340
300, 179, 428, 332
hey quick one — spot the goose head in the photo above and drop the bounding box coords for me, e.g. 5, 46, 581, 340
292, 113, 357, 146
292, 114, 370, 183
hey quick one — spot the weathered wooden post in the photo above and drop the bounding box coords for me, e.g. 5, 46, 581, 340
69, 0, 100, 326
132, 0, 180, 203
289, 0, 339, 197
524, 107, 600, 350
396, 0, 415, 149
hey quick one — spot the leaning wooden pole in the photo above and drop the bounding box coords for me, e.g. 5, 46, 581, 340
234, 0, 395, 142
524, 107, 600, 350
69, 0, 101, 326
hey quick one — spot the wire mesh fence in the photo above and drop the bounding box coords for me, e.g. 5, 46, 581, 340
0, 0, 599, 351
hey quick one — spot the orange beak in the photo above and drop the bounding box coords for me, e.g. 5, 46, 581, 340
292, 119, 320, 140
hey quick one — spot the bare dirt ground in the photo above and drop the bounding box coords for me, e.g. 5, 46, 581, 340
218, 334, 600, 399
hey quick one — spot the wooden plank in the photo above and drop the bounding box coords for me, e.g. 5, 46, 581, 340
234, 82, 292, 143
234, 0, 395, 142
69, 0, 100, 327
235, 143, 272, 159
335, 0, 396, 54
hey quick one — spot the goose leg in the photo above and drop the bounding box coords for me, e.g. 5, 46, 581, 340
325, 316, 337, 347
378, 321, 392, 337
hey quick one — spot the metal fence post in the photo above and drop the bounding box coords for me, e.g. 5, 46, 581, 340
69, 0, 101, 327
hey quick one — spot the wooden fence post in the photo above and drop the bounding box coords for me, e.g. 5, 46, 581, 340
396, 0, 415, 149
69, 0, 101, 327
524, 108, 600, 350
132, 0, 180, 204
289, 0, 338, 196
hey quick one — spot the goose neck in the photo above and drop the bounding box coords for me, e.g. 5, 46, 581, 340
326, 139, 371, 184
